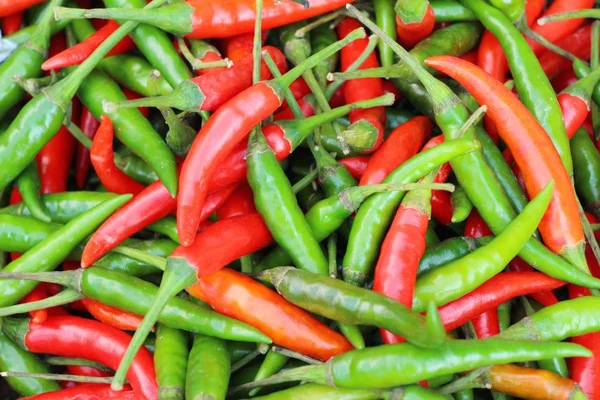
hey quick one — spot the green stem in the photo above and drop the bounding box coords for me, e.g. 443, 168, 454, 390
271, 346, 322, 365
262, 51, 305, 119
0, 270, 80, 289
538, 9, 600, 25
0, 372, 114, 384
0, 289, 82, 317
112, 246, 167, 271
231, 344, 269, 373
64, 118, 92, 149
291, 168, 319, 194
177, 37, 231, 70
295, 10, 346, 37
44, 357, 111, 372
517, 22, 580, 63
253, 0, 263, 85
438, 368, 490, 394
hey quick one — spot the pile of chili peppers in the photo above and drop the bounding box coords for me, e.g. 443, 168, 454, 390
2, 0, 600, 398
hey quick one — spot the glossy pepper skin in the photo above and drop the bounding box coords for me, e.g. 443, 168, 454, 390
396, 4, 436, 49
20, 384, 137, 399
185, 335, 230, 400
154, 324, 188, 400
426, 56, 586, 269
74, 107, 99, 188
187, 268, 354, 361
417, 235, 492, 277
2, 316, 158, 400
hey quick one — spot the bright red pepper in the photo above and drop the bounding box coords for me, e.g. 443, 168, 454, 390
66, 364, 111, 378
552, 70, 579, 93
1, 11, 21, 35
216, 182, 256, 220
21, 384, 136, 400
422, 135, 453, 225
74, 107, 99, 189
0, 0, 45, 17
82, 298, 145, 332
395, 4, 436, 49
274, 94, 316, 120
539, 24, 592, 79
508, 257, 560, 306
338, 156, 369, 180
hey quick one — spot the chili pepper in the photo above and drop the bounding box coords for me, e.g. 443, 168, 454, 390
417, 236, 492, 277
81, 298, 144, 331
430, 0, 476, 22
2, 12, 22, 35
187, 39, 226, 74
249, 351, 289, 397
15, 161, 51, 223
74, 107, 99, 189
108, 46, 286, 112
338, 18, 386, 152
176, 30, 365, 246
80, 182, 237, 267
414, 181, 553, 311
0, 0, 44, 18
234, 339, 590, 392
1, 316, 157, 399
0, 330, 61, 397
57, 0, 355, 39
450, 185, 471, 223
154, 324, 188, 400
573, 62, 600, 114
508, 257, 559, 307
396, 4, 436, 49
540, 24, 592, 80
311, 24, 340, 88
0, 0, 61, 121
438, 271, 564, 332
420, 135, 454, 225
41, 20, 136, 71
20, 384, 139, 399
339, 156, 369, 180
185, 335, 230, 400
374, 0, 397, 67
188, 268, 354, 361
251, 383, 433, 400
572, 127, 600, 221
360, 116, 432, 186
216, 183, 256, 220
91, 115, 146, 196
0, 194, 130, 308
559, 65, 600, 139
0, 267, 271, 343
3, 16, 69, 50
259, 266, 445, 348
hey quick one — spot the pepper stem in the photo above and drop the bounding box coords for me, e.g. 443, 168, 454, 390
291, 168, 319, 194
438, 367, 490, 394
517, 22, 580, 63
227, 365, 323, 397
112, 246, 167, 271
0, 289, 82, 317
271, 346, 321, 365
538, 9, 600, 25
295, 9, 347, 37
262, 51, 305, 118
231, 344, 270, 373
177, 37, 231, 71
0, 270, 81, 291
0, 371, 112, 384
110, 257, 197, 391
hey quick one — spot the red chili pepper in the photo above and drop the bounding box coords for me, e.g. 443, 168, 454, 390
552, 70, 579, 93
74, 107, 100, 189
0, 0, 45, 17
508, 257, 559, 306
459, 49, 478, 64
187, 268, 353, 361
66, 365, 111, 378
1, 11, 22, 35
373, 181, 431, 344
395, 4, 436, 49
337, 18, 386, 153
42, 20, 137, 71
278, 77, 311, 112
338, 156, 369, 180
381, 80, 401, 101
6, 316, 157, 399
82, 298, 145, 332
216, 182, 256, 220
20, 284, 52, 324
81, 181, 237, 267
567, 284, 600, 400
274, 94, 316, 120
540, 24, 592, 79
221, 32, 267, 62
21, 384, 137, 400
426, 56, 586, 269
359, 116, 431, 185
422, 135, 453, 225
557, 66, 600, 139
91, 115, 146, 195
439, 271, 564, 332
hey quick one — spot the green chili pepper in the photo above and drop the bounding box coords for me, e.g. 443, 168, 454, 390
310, 24, 339, 88
453, 388, 474, 400
417, 236, 492, 277
497, 301, 512, 332
425, 224, 440, 247
185, 335, 230, 400
155, 324, 188, 400
0, 330, 61, 397
0, 0, 62, 121
430, 0, 477, 22
450, 184, 472, 223
414, 182, 553, 311
3, 16, 70, 50
115, 150, 158, 185
146, 215, 180, 243
15, 161, 51, 223
251, 383, 443, 400
486, 0, 525, 24
0, 194, 131, 307
308, 136, 357, 199
233, 339, 590, 391
229, 342, 257, 364
572, 128, 600, 220
258, 267, 446, 348
250, 351, 289, 397
374, 0, 397, 67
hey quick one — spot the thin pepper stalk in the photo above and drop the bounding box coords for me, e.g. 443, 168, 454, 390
538, 8, 600, 25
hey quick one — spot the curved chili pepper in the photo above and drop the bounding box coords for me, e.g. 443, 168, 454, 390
426, 55, 586, 271
422, 135, 453, 225
396, 4, 436, 49
42, 20, 136, 70
540, 24, 592, 80
508, 257, 559, 307
572, 127, 600, 220
154, 324, 188, 399
417, 235, 492, 277
360, 116, 432, 185
2, 12, 22, 35
16, 161, 51, 223
177, 30, 365, 246
60, 0, 354, 38
338, 17, 386, 152
74, 107, 99, 189
338, 156, 369, 180
559, 66, 600, 139
438, 271, 564, 332
188, 268, 353, 361
2, 316, 157, 399
186, 335, 230, 400
216, 183, 256, 220
82, 298, 144, 332
90, 115, 146, 195
109, 46, 287, 112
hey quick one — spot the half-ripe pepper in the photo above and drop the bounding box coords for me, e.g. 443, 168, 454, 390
426, 55, 587, 272
1, 316, 157, 400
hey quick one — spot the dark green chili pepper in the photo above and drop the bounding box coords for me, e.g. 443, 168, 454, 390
115, 149, 158, 185
430, 0, 477, 22
497, 301, 511, 332
450, 184, 472, 223
425, 224, 440, 247
15, 161, 51, 222
0, 0, 61, 121
308, 136, 357, 198
247, 128, 328, 276
104, 0, 192, 88
251, 383, 436, 400
185, 335, 230, 400
292, 173, 325, 212
572, 127, 600, 220
460, 0, 573, 173
0, 267, 272, 343
417, 236, 493, 277
154, 324, 188, 400
453, 388, 474, 400
0, 194, 131, 307
310, 24, 339, 87
258, 267, 446, 348
374, 0, 397, 67
229, 342, 257, 364
146, 215, 180, 243
0, 330, 61, 396
234, 339, 589, 391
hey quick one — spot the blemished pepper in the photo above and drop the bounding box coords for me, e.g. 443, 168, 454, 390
258, 267, 446, 348
185, 335, 230, 400
232, 339, 590, 392
154, 325, 188, 400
